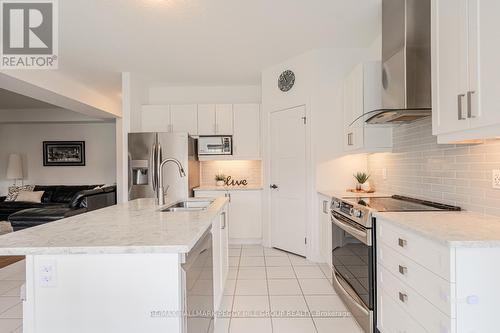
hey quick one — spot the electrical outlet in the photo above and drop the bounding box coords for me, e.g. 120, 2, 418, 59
492, 170, 500, 189
39, 260, 57, 287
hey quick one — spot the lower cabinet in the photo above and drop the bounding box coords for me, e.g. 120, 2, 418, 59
318, 194, 332, 266
212, 205, 229, 315
195, 190, 262, 243
377, 217, 500, 332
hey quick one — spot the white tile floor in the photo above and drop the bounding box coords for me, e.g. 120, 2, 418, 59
217, 245, 363, 333
0, 246, 364, 333
0, 260, 25, 333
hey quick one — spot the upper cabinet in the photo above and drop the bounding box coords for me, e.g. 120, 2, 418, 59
432, 0, 500, 143
141, 105, 171, 132
140, 103, 261, 160
197, 104, 234, 135
170, 104, 198, 134
343, 62, 392, 152
233, 104, 261, 159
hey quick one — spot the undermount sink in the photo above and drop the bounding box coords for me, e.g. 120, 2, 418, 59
161, 200, 214, 212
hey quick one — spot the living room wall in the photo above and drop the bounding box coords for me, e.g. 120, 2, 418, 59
0, 122, 116, 195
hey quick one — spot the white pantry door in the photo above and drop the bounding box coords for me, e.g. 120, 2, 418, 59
270, 106, 307, 256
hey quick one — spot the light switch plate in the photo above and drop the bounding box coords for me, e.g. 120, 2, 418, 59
492, 170, 500, 189
382, 168, 388, 180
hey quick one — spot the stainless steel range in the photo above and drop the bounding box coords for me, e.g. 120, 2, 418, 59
330, 195, 460, 333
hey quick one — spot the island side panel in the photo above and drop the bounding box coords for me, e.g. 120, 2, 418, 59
23, 253, 183, 333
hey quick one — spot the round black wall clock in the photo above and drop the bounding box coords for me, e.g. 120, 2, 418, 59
278, 70, 295, 92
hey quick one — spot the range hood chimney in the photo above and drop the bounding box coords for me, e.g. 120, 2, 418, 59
365, 0, 432, 125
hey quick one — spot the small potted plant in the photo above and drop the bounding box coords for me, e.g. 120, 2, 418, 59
215, 174, 226, 187
354, 172, 370, 192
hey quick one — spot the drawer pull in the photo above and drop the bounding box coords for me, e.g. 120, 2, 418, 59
398, 238, 407, 248
399, 292, 408, 303
398, 265, 408, 275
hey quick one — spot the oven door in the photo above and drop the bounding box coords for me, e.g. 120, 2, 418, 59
331, 211, 374, 333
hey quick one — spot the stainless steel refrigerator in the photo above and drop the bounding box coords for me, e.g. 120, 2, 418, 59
128, 132, 199, 202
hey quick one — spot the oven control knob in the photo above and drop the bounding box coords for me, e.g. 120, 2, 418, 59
332, 200, 341, 209
352, 209, 363, 218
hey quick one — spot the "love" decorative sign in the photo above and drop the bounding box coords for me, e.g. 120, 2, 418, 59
225, 176, 248, 186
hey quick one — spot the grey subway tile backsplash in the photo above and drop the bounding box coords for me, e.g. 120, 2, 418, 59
368, 117, 500, 216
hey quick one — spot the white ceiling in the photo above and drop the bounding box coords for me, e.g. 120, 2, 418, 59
58, 0, 381, 94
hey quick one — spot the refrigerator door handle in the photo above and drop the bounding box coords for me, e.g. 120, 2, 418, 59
151, 142, 157, 192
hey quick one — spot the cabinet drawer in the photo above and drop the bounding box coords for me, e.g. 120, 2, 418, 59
377, 288, 426, 333
378, 242, 455, 317
377, 219, 453, 281
378, 266, 454, 333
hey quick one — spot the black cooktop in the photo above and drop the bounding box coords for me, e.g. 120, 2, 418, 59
355, 195, 461, 212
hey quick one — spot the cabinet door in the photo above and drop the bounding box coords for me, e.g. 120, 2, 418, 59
215, 104, 233, 135
431, 0, 470, 135
468, 0, 500, 129
227, 191, 262, 241
198, 104, 217, 135
141, 105, 171, 132
344, 66, 364, 151
233, 104, 261, 159
211, 219, 222, 311
219, 209, 229, 288
319, 197, 332, 266
170, 104, 198, 135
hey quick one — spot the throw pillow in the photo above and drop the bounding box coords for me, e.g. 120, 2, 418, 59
15, 190, 45, 203
5, 185, 35, 201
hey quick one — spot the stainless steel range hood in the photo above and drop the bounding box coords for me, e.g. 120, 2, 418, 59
366, 0, 431, 125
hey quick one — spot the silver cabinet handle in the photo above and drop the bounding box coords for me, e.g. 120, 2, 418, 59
467, 91, 476, 118
398, 265, 408, 275
322, 200, 329, 214
398, 238, 407, 248
347, 132, 354, 146
399, 292, 408, 303
221, 212, 226, 230
458, 94, 466, 120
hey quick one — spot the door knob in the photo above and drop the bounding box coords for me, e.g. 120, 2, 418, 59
270, 184, 278, 189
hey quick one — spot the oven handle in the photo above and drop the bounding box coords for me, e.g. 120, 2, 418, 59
331, 212, 372, 246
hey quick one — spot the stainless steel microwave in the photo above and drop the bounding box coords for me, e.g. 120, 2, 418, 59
198, 136, 232, 156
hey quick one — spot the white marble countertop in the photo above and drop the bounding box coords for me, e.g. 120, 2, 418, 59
375, 211, 500, 248
194, 185, 263, 191
0, 197, 229, 255
318, 190, 391, 199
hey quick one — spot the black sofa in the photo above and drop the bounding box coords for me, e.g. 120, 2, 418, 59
0, 185, 116, 231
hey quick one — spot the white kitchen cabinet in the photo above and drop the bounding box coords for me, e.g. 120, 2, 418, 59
233, 104, 261, 159
212, 206, 229, 314
432, 0, 500, 143
343, 62, 392, 152
141, 105, 171, 132
197, 104, 234, 135
195, 190, 262, 243
318, 195, 332, 267
377, 217, 500, 333
215, 104, 234, 135
170, 104, 198, 135
197, 104, 217, 135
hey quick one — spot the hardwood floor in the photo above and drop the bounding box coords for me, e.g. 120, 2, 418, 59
0, 256, 24, 269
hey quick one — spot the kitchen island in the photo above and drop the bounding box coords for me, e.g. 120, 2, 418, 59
0, 197, 229, 333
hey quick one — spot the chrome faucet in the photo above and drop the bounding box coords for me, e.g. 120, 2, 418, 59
157, 158, 186, 206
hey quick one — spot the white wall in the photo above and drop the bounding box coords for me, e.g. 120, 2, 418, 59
148, 85, 261, 105
0, 122, 116, 195
261, 44, 380, 260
